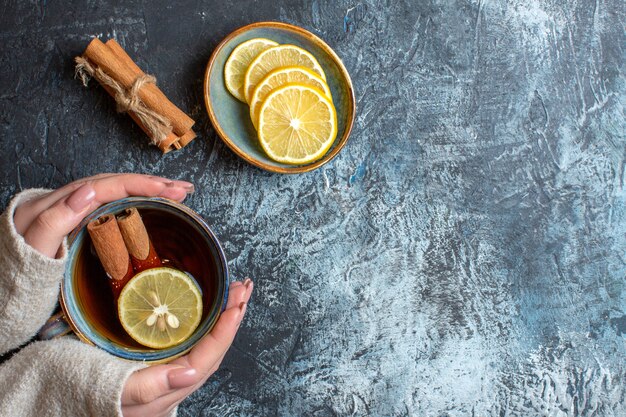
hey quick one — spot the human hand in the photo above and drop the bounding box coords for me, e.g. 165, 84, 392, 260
121, 279, 253, 417
13, 173, 194, 258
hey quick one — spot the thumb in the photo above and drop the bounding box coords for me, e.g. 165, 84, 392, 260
121, 364, 198, 406
23, 184, 96, 258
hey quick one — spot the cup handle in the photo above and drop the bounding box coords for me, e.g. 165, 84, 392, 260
38, 311, 72, 340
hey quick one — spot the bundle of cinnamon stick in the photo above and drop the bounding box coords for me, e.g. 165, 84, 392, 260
75, 38, 196, 153
87, 208, 161, 298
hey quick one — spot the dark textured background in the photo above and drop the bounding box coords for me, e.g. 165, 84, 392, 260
1, 1, 625, 416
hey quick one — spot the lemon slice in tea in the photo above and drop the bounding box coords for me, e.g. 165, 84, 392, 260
118, 267, 203, 349
224, 38, 278, 102
249, 66, 332, 129
258, 83, 337, 165
243, 44, 326, 103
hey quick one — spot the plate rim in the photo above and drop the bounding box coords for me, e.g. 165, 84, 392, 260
203, 21, 356, 174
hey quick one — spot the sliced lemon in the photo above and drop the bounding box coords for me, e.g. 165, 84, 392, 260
249, 66, 332, 129
244, 44, 326, 103
258, 84, 337, 165
118, 267, 203, 349
224, 38, 278, 102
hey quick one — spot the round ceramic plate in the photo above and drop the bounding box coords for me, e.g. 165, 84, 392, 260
204, 22, 356, 174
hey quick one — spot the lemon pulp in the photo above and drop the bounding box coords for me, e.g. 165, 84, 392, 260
257, 83, 337, 165
118, 267, 203, 349
243, 44, 326, 103
224, 38, 278, 102
249, 66, 332, 129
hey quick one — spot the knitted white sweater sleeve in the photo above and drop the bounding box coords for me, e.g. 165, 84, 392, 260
0, 190, 158, 417
0, 189, 66, 353
0, 338, 145, 416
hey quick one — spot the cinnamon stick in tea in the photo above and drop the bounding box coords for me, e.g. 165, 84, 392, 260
117, 208, 162, 272
87, 214, 134, 298
104, 39, 196, 153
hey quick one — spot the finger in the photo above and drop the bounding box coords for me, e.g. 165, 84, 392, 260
119, 283, 253, 407
197, 287, 251, 377
243, 278, 254, 303
209, 291, 250, 374
170, 304, 245, 380
187, 300, 248, 374
23, 184, 96, 257
150, 301, 252, 410
86, 174, 193, 208
121, 364, 197, 406
130, 346, 231, 416
225, 281, 248, 309
37, 174, 182, 209
121, 365, 202, 416
205, 347, 230, 383
14, 174, 193, 233
13, 174, 118, 233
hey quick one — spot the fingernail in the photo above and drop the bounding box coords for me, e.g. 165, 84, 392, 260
244, 278, 252, 288
66, 184, 96, 212
168, 367, 198, 389
167, 181, 194, 194
245, 280, 254, 297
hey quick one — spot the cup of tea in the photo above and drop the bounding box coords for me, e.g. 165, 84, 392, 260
38, 197, 229, 363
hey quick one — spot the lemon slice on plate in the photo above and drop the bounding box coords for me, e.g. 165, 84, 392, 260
224, 38, 278, 102
249, 66, 332, 129
118, 267, 203, 349
258, 84, 337, 165
244, 44, 326, 103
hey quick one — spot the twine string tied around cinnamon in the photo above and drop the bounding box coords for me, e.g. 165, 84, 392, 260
74, 56, 172, 145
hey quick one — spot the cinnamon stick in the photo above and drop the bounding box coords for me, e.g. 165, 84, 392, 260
117, 208, 162, 272
105, 39, 196, 153
87, 214, 134, 298
83, 38, 194, 137
159, 129, 197, 153
85, 69, 177, 149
